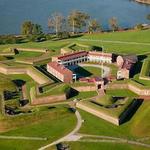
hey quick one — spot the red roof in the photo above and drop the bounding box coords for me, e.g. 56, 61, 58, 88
58, 51, 88, 61
47, 61, 73, 76
88, 51, 112, 58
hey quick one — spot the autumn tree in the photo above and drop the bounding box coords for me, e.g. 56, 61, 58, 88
21, 21, 33, 35
109, 17, 118, 32
68, 10, 90, 34
48, 12, 65, 35
21, 21, 43, 35
88, 19, 101, 33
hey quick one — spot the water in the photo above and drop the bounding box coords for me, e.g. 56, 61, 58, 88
0, 0, 150, 34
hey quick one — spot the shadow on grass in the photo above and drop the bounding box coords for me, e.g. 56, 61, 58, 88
13, 79, 26, 87
74, 66, 92, 78
130, 54, 147, 78
120, 99, 143, 125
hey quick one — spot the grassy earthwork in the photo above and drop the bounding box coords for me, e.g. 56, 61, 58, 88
0, 29, 150, 150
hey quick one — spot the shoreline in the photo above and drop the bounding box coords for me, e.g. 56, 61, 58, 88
135, 0, 150, 4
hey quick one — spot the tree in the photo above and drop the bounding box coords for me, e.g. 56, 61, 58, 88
109, 17, 118, 32
32, 24, 43, 35
147, 14, 150, 21
88, 19, 101, 33
21, 21, 33, 35
68, 10, 90, 34
21, 21, 43, 36
48, 12, 64, 35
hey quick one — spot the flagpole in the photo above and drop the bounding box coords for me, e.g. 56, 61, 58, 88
101, 46, 104, 78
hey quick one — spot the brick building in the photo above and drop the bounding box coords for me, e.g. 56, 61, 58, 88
49, 50, 113, 83
52, 50, 113, 66
47, 62, 76, 83
52, 51, 88, 66
117, 55, 138, 79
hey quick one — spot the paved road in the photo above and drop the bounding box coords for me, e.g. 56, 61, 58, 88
79, 63, 110, 78
77, 39, 150, 46
38, 110, 83, 150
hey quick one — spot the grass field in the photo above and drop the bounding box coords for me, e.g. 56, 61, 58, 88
0, 30, 150, 55
0, 106, 76, 150
106, 89, 138, 97
0, 73, 17, 92
0, 29, 150, 150
67, 142, 149, 150
74, 66, 102, 78
78, 97, 134, 118
79, 100, 150, 139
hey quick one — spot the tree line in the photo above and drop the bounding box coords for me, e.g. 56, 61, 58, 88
0, 11, 149, 45
22, 10, 120, 36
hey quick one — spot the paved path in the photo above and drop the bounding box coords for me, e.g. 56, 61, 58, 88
77, 39, 150, 46
38, 110, 83, 150
79, 63, 110, 78
0, 135, 47, 141
77, 134, 150, 148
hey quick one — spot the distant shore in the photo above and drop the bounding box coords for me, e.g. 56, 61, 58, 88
135, 0, 150, 4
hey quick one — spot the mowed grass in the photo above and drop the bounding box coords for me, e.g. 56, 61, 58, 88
0, 73, 17, 92
80, 30, 150, 43
106, 89, 138, 97
14, 51, 43, 59
67, 142, 149, 150
0, 30, 149, 56
79, 100, 150, 139
74, 66, 102, 77
0, 40, 70, 56
0, 106, 76, 150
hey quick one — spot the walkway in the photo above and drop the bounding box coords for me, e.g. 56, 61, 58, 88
77, 134, 150, 148
0, 135, 47, 141
39, 110, 83, 150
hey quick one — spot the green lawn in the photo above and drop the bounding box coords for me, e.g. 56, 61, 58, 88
13, 51, 43, 59
69, 91, 98, 100
74, 66, 102, 77
78, 97, 134, 118
106, 89, 138, 97
133, 74, 150, 86
0, 30, 150, 56
0, 73, 17, 92
0, 106, 76, 150
67, 142, 149, 150
80, 30, 150, 43
79, 100, 150, 139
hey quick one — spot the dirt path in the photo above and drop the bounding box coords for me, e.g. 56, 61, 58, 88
0, 135, 47, 141
77, 133, 150, 148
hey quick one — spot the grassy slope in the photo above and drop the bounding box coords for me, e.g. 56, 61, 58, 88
76, 29, 150, 55
106, 89, 138, 97
0, 30, 149, 56
0, 107, 76, 150
0, 73, 17, 92
79, 100, 150, 139
80, 30, 150, 42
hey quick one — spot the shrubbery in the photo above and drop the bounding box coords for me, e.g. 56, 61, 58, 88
57, 32, 70, 39
0, 35, 22, 45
